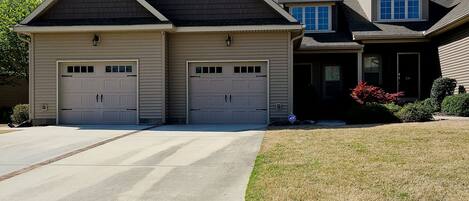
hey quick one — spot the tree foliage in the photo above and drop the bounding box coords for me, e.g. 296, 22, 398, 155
0, 0, 41, 85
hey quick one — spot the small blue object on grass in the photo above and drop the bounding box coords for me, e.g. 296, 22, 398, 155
288, 114, 297, 124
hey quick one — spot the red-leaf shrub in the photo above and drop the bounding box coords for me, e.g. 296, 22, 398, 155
351, 82, 404, 104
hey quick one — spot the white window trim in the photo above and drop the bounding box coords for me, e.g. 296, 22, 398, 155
289, 5, 333, 33
377, 0, 423, 22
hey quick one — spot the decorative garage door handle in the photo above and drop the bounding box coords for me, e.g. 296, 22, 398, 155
101, 94, 104, 103
96, 94, 99, 102
225, 95, 227, 103
230, 94, 232, 102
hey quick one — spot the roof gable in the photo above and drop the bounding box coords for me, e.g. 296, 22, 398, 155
23, 0, 169, 26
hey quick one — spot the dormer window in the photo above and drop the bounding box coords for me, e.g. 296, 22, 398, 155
379, 0, 421, 21
290, 6, 332, 32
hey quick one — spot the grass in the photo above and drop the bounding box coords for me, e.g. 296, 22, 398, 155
246, 120, 469, 201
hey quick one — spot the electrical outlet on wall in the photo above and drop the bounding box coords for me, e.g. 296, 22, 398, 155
41, 104, 48, 111
275, 103, 282, 111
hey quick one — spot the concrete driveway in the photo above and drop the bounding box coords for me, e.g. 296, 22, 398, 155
0, 124, 265, 201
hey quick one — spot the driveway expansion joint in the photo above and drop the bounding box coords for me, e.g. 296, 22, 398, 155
0, 125, 158, 182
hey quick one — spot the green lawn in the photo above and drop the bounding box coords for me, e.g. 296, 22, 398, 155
246, 120, 469, 201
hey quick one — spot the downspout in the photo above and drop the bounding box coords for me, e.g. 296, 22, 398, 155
17, 32, 34, 121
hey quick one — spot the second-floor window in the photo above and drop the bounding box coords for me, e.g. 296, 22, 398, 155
379, 0, 421, 21
290, 6, 331, 32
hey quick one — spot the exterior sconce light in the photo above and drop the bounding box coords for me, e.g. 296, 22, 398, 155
226, 34, 232, 47
92, 34, 101, 46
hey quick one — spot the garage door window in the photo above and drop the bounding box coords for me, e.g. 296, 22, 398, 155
106, 65, 132, 73
67, 66, 94, 73
234, 66, 262, 74
195, 66, 223, 74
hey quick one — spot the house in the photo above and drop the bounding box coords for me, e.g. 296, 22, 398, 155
278, 0, 468, 120
13, 0, 468, 125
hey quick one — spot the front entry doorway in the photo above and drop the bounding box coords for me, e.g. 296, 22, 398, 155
397, 53, 420, 99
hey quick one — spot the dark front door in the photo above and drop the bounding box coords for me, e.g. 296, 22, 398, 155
398, 53, 420, 98
294, 64, 319, 120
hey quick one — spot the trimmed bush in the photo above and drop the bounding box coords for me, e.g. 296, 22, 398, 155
421, 98, 440, 113
351, 82, 403, 104
396, 102, 433, 122
430, 78, 457, 109
441, 94, 469, 117
383, 103, 402, 114
346, 103, 401, 124
11, 104, 29, 124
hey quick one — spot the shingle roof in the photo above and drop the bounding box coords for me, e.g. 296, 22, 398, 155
426, 0, 469, 35
28, 0, 165, 26
26, 0, 297, 27
299, 33, 363, 51
146, 0, 296, 26
342, 0, 454, 40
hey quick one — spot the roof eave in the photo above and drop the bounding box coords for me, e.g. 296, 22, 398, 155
425, 15, 469, 37
13, 24, 175, 33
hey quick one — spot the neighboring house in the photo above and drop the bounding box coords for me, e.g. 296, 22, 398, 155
13, 0, 468, 125
0, 77, 28, 108
278, 0, 468, 120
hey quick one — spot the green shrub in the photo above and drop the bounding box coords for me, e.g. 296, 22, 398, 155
11, 104, 29, 124
430, 78, 457, 110
383, 103, 402, 114
396, 102, 433, 122
441, 94, 469, 117
421, 98, 440, 113
346, 103, 400, 124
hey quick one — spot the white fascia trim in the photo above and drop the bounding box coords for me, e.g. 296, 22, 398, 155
136, 0, 169, 21
21, 0, 57, 24
264, 0, 298, 23
20, 0, 169, 25
13, 24, 174, 33
175, 25, 303, 32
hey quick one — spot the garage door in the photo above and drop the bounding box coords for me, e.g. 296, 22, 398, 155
59, 62, 137, 124
189, 62, 267, 124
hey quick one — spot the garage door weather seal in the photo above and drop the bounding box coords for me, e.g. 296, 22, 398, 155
0, 125, 158, 182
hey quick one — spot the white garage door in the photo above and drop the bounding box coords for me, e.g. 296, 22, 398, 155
59, 62, 137, 124
189, 62, 267, 124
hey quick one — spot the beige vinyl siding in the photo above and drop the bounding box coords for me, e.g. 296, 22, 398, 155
438, 29, 469, 92
32, 32, 163, 121
167, 32, 290, 123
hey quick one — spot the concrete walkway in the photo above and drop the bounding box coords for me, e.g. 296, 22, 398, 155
0, 124, 265, 201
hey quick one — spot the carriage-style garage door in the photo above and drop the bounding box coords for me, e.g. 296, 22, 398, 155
59, 62, 137, 124
189, 62, 268, 124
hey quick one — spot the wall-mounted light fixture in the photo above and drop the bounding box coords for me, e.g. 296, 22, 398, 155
92, 34, 101, 46
225, 34, 233, 47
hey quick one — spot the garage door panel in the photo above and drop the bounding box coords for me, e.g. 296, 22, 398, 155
190, 79, 227, 93
60, 110, 101, 125
231, 111, 267, 124
59, 62, 137, 124
230, 94, 266, 109
190, 110, 230, 124
102, 111, 137, 124
189, 62, 267, 124
191, 94, 226, 109
61, 93, 98, 109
